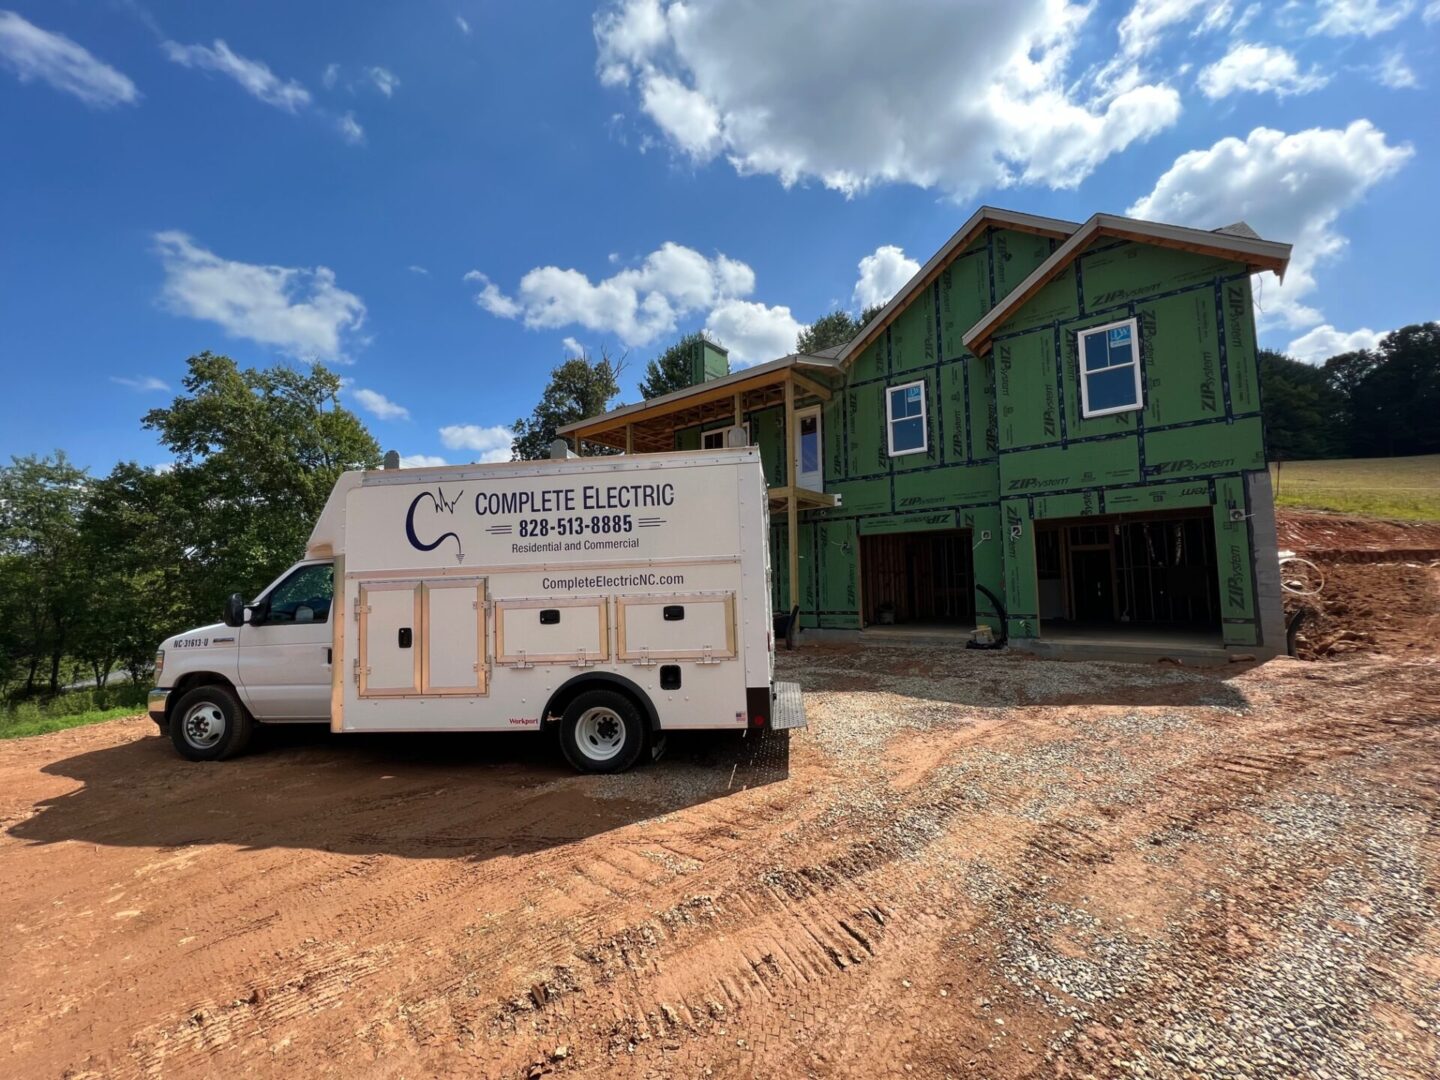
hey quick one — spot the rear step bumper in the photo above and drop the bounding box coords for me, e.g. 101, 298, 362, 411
771, 681, 807, 731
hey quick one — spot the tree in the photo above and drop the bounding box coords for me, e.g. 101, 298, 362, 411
1257, 349, 1347, 460
142, 352, 381, 615
1345, 323, 1440, 458
0, 452, 91, 694
796, 304, 886, 354
639, 331, 721, 400
511, 349, 626, 460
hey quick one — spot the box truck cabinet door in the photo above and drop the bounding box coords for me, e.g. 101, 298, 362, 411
236, 561, 334, 720
422, 579, 487, 694
617, 593, 737, 660
358, 582, 422, 696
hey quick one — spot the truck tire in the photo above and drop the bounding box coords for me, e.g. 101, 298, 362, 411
169, 684, 255, 762
558, 689, 646, 774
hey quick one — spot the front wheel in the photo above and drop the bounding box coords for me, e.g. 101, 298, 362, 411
558, 690, 646, 774
169, 685, 254, 762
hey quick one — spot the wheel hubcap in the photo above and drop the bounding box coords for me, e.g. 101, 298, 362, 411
575, 707, 626, 762
181, 703, 226, 749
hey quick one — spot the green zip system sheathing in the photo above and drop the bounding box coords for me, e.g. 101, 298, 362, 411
761, 229, 1268, 647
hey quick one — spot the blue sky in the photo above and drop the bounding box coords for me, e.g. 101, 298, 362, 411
2, 0, 1436, 473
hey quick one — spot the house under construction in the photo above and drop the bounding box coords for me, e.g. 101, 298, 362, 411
558, 207, 1292, 660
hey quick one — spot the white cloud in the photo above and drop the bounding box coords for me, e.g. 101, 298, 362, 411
470, 242, 757, 346
463, 270, 523, 318
400, 453, 448, 469
1118, 0, 1214, 57
322, 62, 339, 89
1312, 0, 1415, 37
408, 264, 430, 275
110, 375, 170, 392
439, 424, 514, 462
1198, 43, 1328, 98
336, 111, 364, 144
367, 65, 399, 97
1285, 324, 1385, 364
0, 11, 139, 108
1128, 121, 1412, 329
162, 39, 310, 112
705, 299, 802, 367
353, 388, 410, 421
853, 245, 920, 310
562, 335, 586, 357
1375, 50, 1418, 88
1426, 1, 1440, 22
153, 231, 367, 361
594, 0, 1180, 197
456, 15, 472, 35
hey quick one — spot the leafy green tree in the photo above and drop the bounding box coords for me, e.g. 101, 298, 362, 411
639, 332, 720, 399
142, 352, 381, 616
796, 305, 886, 354
0, 452, 91, 694
1257, 349, 1347, 460
511, 349, 626, 460
1345, 323, 1440, 458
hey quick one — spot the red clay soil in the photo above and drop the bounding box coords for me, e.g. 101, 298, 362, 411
1278, 509, 1440, 660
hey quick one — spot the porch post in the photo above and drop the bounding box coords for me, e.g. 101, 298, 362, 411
784, 376, 799, 614
625, 424, 633, 454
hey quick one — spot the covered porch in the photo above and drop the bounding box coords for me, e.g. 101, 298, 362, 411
556, 351, 842, 612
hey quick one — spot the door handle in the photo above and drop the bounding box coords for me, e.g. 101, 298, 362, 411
398, 627, 413, 648
325, 647, 332, 664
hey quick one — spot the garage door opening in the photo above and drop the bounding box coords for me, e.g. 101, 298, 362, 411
1035, 511, 1221, 636
860, 530, 974, 627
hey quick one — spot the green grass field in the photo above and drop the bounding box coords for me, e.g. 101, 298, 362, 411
1270, 454, 1440, 521
0, 684, 148, 740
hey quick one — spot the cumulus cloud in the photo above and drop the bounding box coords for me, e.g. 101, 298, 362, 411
705, 299, 803, 367
163, 39, 310, 111
439, 424, 514, 462
1118, 0, 1217, 57
110, 375, 170, 392
1198, 43, 1328, 98
367, 65, 399, 97
593, 0, 1180, 197
562, 336, 586, 357
153, 231, 367, 361
853, 245, 920, 310
469, 242, 757, 347
1285, 324, 1385, 364
400, 453, 448, 468
352, 388, 410, 421
1128, 121, 1412, 329
0, 11, 139, 108
1312, 0, 1416, 37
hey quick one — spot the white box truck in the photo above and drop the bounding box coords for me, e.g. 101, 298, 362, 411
147, 447, 804, 773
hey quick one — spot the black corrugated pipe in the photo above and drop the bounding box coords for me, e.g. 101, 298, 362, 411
967, 584, 1008, 650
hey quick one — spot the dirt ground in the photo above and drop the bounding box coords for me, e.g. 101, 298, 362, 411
3, 516, 1438, 1079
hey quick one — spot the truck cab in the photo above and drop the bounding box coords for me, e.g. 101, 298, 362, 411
149, 559, 336, 758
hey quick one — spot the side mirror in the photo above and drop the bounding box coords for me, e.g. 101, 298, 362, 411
223, 593, 245, 628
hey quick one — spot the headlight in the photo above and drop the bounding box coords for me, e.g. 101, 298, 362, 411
154, 650, 165, 681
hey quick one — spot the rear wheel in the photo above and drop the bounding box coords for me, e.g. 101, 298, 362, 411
169, 685, 254, 762
558, 690, 646, 774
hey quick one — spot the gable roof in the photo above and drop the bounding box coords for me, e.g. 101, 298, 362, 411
962, 213, 1292, 357
833, 206, 1079, 368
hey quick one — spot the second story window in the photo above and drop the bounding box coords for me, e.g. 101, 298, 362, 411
1077, 318, 1144, 418
886, 380, 928, 457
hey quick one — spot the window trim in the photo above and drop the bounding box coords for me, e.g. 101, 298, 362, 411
700, 422, 750, 450
793, 405, 823, 488
1076, 317, 1144, 420
885, 379, 929, 457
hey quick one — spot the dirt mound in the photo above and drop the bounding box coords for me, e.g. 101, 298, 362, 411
1278, 509, 1440, 561
1278, 509, 1440, 661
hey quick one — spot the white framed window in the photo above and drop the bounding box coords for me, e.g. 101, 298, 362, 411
794, 406, 822, 489
701, 422, 749, 449
886, 380, 928, 457
1077, 318, 1144, 419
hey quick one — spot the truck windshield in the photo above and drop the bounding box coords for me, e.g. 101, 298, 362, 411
263, 563, 334, 624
